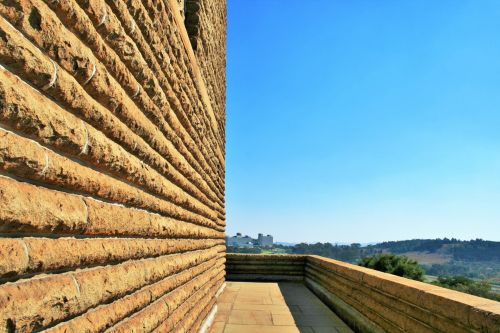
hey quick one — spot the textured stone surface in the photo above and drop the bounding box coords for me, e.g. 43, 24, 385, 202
0, 237, 224, 279
46, 257, 224, 333
0, 0, 226, 331
0, 67, 222, 215
226, 254, 306, 282
0, 128, 220, 230
185, 0, 226, 139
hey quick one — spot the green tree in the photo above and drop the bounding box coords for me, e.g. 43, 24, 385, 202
359, 253, 425, 281
432, 276, 500, 301
226, 246, 261, 254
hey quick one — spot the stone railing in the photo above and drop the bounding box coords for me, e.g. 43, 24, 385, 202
226, 254, 305, 281
226, 254, 500, 333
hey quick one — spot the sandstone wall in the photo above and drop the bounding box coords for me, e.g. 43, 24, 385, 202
305, 256, 500, 333
0, 0, 226, 332
185, 0, 226, 140
226, 254, 306, 281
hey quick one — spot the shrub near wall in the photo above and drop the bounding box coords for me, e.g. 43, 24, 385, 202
0, 0, 226, 332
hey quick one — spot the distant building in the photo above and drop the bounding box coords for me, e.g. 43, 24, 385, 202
226, 232, 274, 247
258, 233, 273, 247
226, 233, 254, 247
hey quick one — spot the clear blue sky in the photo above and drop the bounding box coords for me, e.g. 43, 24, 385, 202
225, 0, 500, 243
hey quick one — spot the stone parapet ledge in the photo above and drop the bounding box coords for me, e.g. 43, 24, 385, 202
307, 255, 500, 333
226, 253, 306, 281
225, 253, 500, 333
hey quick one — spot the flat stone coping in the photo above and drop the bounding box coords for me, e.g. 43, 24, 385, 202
209, 281, 354, 333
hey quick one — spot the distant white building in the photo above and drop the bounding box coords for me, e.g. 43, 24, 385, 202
226, 233, 254, 247
226, 232, 273, 247
257, 233, 273, 247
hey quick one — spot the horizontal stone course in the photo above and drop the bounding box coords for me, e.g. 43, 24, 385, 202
0, 176, 223, 238
0, 237, 224, 279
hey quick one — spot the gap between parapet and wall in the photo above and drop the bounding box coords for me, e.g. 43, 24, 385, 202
226, 254, 500, 333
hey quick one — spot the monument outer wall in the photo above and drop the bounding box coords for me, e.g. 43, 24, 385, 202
0, 0, 226, 332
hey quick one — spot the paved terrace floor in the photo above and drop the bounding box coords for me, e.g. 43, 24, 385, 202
209, 282, 354, 333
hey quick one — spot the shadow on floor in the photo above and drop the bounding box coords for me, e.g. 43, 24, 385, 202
209, 281, 353, 333
278, 282, 353, 333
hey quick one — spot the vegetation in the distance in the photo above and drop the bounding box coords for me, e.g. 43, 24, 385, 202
365, 238, 500, 262
423, 261, 500, 283
226, 246, 290, 254
288, 238, 500, 264
229, 238, 500, 261
358, 253, 425, 281
227, 238, 500, 300
226, 246, 261, 254
292, 242, 362, 262
432, 276, 500, 302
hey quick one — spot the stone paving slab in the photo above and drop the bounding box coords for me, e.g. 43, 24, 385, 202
209, 282, 353, 333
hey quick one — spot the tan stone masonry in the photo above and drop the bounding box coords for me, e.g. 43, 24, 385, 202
0, 0, 226, 331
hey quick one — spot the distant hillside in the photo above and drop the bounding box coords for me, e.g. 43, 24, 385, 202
228, 238, 500, 283
366, 238, 500, 262
364, 239, 500, 283
229, 238, 500, 265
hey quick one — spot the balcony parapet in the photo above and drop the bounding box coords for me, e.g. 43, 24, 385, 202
226, 253, 306, 281
226, 253, 500, 333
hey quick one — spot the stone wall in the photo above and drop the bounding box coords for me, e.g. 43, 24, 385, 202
226, 254, 305, 281
226, 254, 500, 333
185, 0, 226, 140
0, 0, 226, 332
305, 256, 500, 333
